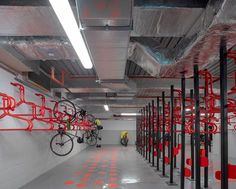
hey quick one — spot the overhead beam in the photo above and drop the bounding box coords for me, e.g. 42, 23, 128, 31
134, 0, 209, 8
61, 77, 205, 89
51, 77, 235, 95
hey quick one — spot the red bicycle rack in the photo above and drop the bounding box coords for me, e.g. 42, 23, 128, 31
0, 83, 64, 131
0, 83, 97, 131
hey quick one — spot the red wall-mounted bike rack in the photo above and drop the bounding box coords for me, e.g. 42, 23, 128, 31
0, 83, 95, 131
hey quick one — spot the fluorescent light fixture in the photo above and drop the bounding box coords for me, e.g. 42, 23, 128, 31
104, 104, 109, 111
121, 113, 141, 116
49, 0, 93, 69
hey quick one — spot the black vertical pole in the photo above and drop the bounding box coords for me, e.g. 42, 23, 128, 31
139, 109, 143, 155
190, 89, 195, 180
194, 65, 201, 189
167, 85, 177, 185
174, 99, 177, 169
136, 111, 138, 152
204, 70, 209, 188
180, 76, 186, 189
161, 91, 167, 177
152, 100, 155, 166
139, 110, 142, 154
143, 107, 147, 158
156, 97, 160, 171
220, 37, 228, 189
149, 103, 151, 163
146, 106, 148, 160
168, 102, 171, 159
142, 108, 145, 157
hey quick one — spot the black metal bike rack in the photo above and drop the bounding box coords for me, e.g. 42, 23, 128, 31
156, 97, 160, 171
204, 69, 209, 188
148, 103, 151, 163
134, 37, 230, 189
146, 106, 148, 160
152, 100, 155, 167
167, 85, 177, 186
190, 89, 195, 181
161, 91, 168, 177
220, 37, 228, 189
180, 76, 186, 189
194, 65, 201, 189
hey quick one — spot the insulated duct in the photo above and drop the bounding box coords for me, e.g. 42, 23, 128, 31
0, 6, 64, 36
164, 0, 236, 77
10, 38, 77, 60
132, 6, 203, 37
77, 0, 132, 82
130, 0, 236, 78
128, 42, 165, 77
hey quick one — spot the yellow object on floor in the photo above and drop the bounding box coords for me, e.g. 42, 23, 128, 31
120, 131, 128, 139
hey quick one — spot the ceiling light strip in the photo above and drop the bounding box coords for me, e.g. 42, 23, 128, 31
49, 0, 93, 69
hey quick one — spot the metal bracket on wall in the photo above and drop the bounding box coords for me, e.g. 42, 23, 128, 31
51, 67, 65, 86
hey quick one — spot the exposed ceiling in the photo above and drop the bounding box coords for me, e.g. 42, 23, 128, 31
0, 0, 235, 119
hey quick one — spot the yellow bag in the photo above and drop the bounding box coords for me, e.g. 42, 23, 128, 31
95, 119, 101, 126
120, 131, 128, 139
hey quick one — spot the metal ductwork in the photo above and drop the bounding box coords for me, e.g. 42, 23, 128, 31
163, 0, 236, 77
98, 79, 137, 92
6, 38, 77, 61
128, 42, 163, 77
132, 6, 203, 37
128, 5, 205, 77
77, 0, 132, 86
0, 6, 65, 36
129, 0, 236, 78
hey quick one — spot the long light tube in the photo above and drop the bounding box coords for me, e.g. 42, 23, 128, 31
121, 113, 141, 116
104, 104, 109, 111
49, 0, 93, 69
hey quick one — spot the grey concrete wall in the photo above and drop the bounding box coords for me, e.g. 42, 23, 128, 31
0, 68, 87, 189
100, 120, 136, 145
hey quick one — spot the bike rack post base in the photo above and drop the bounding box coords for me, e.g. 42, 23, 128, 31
166, 181, 178, 186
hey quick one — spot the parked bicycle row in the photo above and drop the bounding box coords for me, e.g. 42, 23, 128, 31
0, 82, 104, 156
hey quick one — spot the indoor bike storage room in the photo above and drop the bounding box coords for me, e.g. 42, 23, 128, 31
0, 0, 236, 189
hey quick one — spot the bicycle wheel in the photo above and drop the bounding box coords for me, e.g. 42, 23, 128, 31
53, 99, 76, 123
50, 133, 74, 156
85, 133, 97, 146
121, 137, 128, 146
93, 128, 99, 136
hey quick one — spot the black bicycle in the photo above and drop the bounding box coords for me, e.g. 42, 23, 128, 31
50, 99, 101, 156
84, 125, 103, 146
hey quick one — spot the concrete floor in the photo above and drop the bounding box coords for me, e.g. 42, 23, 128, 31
20, 145, 236, 189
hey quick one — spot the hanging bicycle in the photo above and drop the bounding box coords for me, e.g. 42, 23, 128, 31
50, 99, 103, 156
